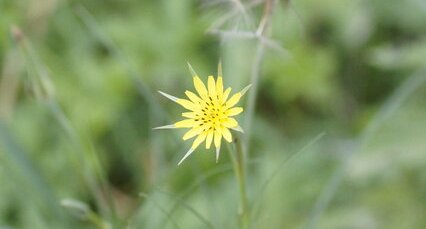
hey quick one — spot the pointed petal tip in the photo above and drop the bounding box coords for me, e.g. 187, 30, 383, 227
153, 124, 176, 130
218, 60, 223, 77
231, 126, 245, 133
187, 62, 197, 77
241, 84, 252, 96
177, 147, 195, 166
157, 90, 165, 97
158, 91, 179, 102
215, 147, 220, 163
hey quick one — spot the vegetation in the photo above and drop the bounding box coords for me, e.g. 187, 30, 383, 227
1, 0, 426, 228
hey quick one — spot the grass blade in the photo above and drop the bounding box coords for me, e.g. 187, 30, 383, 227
0, 121, 62, 219
138, 193, 181, 229
249, 132, 326, 228
155, 190, 216, 229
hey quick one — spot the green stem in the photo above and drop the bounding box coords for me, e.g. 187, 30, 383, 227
227, 137, 249, 229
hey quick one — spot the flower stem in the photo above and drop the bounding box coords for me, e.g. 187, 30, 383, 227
227, 137, 249, 229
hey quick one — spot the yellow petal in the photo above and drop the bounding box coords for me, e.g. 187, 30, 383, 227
182, 112, 197, 119
216, 76, 224, 99
205, 131, 214, 149
185, 90, 201, 103
222, 127, 233, 142
174, 119, 196, 128
208, 75, 216, 98
225, 107, 243, 116
222, 88, 231, 103
191, 132, 207, 149
176, 99, 196, 110
183, 127, 203, 140
214, 122, 222, 134
222, 118, 238, 128
193, 76, 208, 100
214, 131, 222, 149
225, 93, 242, 108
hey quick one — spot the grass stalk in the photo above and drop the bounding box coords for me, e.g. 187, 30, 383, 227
11, 26, 118, 227
243, 0, 275, 155
227, 137, 249, 229
221, 1, 276, 227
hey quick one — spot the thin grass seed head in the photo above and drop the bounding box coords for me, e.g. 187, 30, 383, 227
155, 62, 251, 165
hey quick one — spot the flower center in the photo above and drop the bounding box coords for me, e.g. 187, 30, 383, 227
198, 97, 226, 131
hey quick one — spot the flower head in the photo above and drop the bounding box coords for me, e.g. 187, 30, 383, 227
155, 62, 251, 165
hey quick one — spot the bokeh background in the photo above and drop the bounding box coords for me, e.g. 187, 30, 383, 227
1, 0, 426, 228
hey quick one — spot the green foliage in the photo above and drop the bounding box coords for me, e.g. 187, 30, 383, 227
1, 0, 426, 228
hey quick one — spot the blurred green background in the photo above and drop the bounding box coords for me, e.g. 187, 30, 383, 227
1, 0, 426, 228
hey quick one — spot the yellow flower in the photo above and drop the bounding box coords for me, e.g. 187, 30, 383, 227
155, 62, 251, 165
